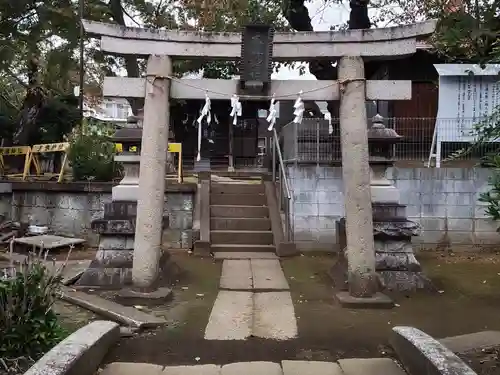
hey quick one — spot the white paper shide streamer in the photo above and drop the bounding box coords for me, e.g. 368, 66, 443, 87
196, 93, 211, 161
293, 91, 304, 124
267, 94, 278, 131
230, 95, 242, 125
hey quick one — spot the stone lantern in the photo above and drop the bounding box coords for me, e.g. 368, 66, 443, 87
77, 111, 169, 288
367, 114, 431, 292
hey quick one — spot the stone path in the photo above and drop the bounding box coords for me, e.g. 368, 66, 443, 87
204, 258, 298, 340
99, 358, 406, 375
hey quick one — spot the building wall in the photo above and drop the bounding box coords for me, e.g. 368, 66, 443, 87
288, 165, 499, 251
0, 183, 194, 249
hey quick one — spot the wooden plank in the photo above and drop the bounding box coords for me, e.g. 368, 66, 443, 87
103, 77, 412, 101
100, 35, 418, 60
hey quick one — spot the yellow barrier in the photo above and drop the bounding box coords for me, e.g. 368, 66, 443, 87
25, 142, 70, 182
0, 146, 34, 179
168, 143, 183, 183
115, 142, 183, 183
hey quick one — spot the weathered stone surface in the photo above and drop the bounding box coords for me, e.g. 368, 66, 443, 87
375, 252, 421, 271
251, 260, 290, 291
204, 291, 253, 340
391, 326, 478, 375
60, 287, 167, 328
282, 360, 342, 375
220, 260, 253, 290
92, 219, 136, 235
104, 202, 138, 219
24, 321, 120, 375
162, 365, 221, 375
338, 358, 405, 375
374, 240, 414, 253
379, 271, 434, 292
253, 292, 298, 340
335, 291, 393, 308
100, 363, 164, 375
440, 331, 500, 354
221, 362, 282, 375
14, 235, 85, 250
373, 220, 421, 238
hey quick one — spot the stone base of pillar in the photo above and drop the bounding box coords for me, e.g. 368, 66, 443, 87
75, 202, 170, 289
335, 291, 393, 309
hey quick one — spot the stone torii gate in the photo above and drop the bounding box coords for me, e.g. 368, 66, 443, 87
83, 20, 436, 300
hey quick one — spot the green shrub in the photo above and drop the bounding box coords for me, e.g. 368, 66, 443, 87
68, 122, 120, 182
0, 252, 68, 372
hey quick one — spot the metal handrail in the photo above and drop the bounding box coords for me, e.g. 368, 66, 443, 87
272, 128, 292, 241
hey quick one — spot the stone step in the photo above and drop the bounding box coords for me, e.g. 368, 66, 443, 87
211, 205, 269, 218
99, 359, 406, 375
211, 217, 272, 231
211, 230, 274, 245
212, 244, 276, 254
212, 183, 264, 195
213, 251, 278, 260
210, 193, 267, 206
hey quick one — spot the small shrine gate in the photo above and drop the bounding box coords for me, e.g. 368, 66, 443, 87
83, 19, 436, 300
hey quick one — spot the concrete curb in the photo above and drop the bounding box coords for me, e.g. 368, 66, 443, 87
391, 326, 478, 375
24, 320, 120, 375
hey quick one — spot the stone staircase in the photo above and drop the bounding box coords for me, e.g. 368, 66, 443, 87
210, 182, 278, 259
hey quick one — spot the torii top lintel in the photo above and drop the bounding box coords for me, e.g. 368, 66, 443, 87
83, 20, 437, 61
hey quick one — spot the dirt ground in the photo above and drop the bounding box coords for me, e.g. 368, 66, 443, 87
49, 250, 494, 373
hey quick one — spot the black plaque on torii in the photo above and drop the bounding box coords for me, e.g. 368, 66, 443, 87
239, 24, 274, 96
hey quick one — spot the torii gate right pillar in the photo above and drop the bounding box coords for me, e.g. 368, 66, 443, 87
337, 56, 380, 299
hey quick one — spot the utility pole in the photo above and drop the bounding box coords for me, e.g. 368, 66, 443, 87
79, 0, 85, 129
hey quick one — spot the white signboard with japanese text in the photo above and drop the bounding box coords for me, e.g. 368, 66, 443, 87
435, 64, 500, 142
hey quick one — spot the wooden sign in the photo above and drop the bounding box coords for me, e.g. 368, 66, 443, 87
240, 24, 274, 94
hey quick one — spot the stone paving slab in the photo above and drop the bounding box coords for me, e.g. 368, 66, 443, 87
214, 252, 278, 260
220, 260, 252, 290
60, 287, 167, 328
14, 235, 85, 250
253, 292, 298, 340
221, 362, 282, 375
440, 331, 500, 354
338, 358, 406, 375
162, 364, 221, 375
204, 291, 253, 340
281, 361, 343, 375
251, 259, 289, 291
100, 362, 164, 375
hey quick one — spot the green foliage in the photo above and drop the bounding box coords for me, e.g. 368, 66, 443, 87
0, 252, 67, 373
68, 121, 119, 182
478, 154, 500, 223
30, 94, 80, 144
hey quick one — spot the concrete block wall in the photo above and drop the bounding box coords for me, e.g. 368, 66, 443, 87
0, 183, 194, 249
287, 165, 499, 251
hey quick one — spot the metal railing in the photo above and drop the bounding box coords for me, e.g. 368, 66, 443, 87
280, 117, 500, 164
272, 128, 293, 242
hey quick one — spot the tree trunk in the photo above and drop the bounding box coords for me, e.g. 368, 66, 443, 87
282, 0, 371, 116
13, 56, 45, 147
